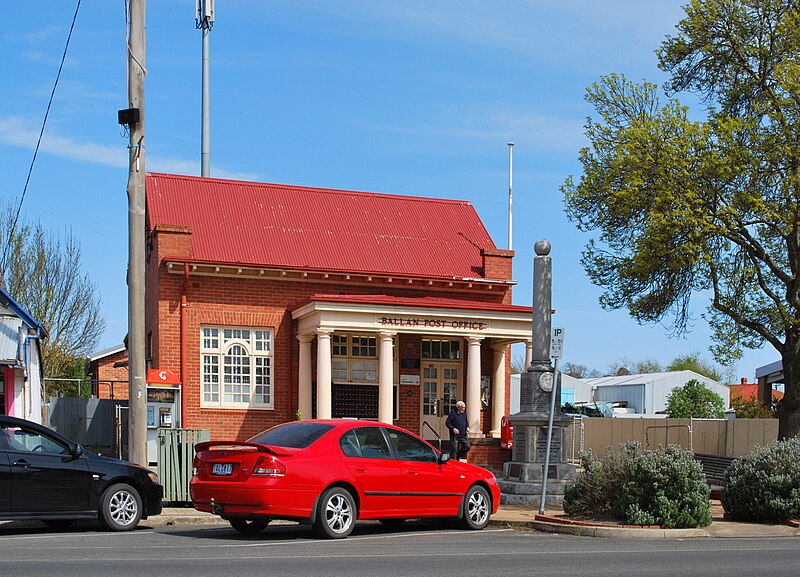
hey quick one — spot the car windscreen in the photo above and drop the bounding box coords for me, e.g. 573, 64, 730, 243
247, 422, 335, 449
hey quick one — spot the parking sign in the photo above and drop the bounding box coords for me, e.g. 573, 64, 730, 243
550, 327, 565, 359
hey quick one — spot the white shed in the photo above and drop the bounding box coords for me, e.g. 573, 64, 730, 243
510, 370, 729, 416
582, 371, 729, 415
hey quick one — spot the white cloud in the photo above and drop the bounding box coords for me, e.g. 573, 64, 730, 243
0, 116, 260, 181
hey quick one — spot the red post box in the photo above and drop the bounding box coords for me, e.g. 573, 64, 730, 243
500, 415, 513, 449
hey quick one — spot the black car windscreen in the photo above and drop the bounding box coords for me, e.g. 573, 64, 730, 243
248, 422, 335, 449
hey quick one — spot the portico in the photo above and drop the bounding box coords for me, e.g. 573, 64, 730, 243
292, 294, 532, 440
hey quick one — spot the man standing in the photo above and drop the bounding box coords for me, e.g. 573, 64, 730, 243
446, 401, 470, 461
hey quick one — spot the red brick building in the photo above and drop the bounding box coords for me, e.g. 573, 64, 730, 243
136, 173, 532, 464
89, 344, 129, 400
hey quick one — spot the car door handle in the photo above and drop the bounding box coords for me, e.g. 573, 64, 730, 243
12, 460, 30, 468
407, 470, 419, 475
356, 467, 368, 472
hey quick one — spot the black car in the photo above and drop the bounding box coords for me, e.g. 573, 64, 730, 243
0, 416, 162, 530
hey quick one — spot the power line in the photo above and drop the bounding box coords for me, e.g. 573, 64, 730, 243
0, 0, 82, 277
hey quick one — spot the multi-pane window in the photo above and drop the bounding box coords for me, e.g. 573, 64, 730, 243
201, 326, 273, 409
421, 339, 461, 360
332, 334, 378, 383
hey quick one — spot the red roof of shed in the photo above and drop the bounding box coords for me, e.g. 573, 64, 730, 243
146, 173, 497, 279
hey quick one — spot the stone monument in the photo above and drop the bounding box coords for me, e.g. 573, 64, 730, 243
498, 239, 576, 506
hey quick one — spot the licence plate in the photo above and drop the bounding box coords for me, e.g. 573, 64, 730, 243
212, 463, 233, 476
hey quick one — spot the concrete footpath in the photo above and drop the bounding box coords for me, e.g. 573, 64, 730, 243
147, 501, 800, 539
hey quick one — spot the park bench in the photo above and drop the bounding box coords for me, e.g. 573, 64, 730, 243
694, 453, 738, 497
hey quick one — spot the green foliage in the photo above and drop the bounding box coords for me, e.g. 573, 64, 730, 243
563, 442, 712, 528
667, 352, 724, 382
45, 357, 92, 398
721, 439, 800, 523
666, 379, 726, 418
561, 0, 800, 439
730, 396, 775, 419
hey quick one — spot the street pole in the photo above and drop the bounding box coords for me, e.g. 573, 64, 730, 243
539, 357, 560, 514
126, 0, 147, 467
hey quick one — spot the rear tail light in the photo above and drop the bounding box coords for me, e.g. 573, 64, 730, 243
252, 455, 285, 477
192, 458, 205, 477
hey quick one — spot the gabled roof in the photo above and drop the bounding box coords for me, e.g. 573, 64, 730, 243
0, 287, 46, 366
146, 173, 497, 280
0, 287, 42, 332
88, 343, 126, 362
582, 370, 723, 387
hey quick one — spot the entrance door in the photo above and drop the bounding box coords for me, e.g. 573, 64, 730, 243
420, 362, 460, 443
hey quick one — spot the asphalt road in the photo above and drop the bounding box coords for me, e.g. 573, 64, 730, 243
1, 520, 799, 577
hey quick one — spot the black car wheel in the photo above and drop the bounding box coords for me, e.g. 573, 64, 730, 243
42, 519, 77, 529
229, 518, 270, 534
460, 485, 490, 530
314, 487, 356, 539
99, 483, 142, 531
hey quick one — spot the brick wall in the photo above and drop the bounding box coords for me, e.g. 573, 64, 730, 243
90, 350, 129, 400
466, 437, 511, 473
147, 226, 517, 441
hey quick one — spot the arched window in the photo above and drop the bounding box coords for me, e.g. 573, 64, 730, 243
201, 326, 273, 409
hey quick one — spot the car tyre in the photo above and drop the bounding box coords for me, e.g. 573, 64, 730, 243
460, 485, 490, 530
229, 518, 270, 534
314, 487, 356, 539
99, 483, 142, 531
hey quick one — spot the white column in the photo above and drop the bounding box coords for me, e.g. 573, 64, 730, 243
297, 334, 314, 420
466, 335, 484, 438
490, 343, 507, 437
525, 340, 533, 370
316, 328, 333, 419
378, 331, 395, 424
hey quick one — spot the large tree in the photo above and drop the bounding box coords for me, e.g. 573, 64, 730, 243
562, 0, 800, 438
0, 197, 106, 395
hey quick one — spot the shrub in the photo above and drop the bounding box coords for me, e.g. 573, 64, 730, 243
721, 438, 800, 523
563, 442, 711, 528
666, 379, 725, 419
730, 397, 774, 419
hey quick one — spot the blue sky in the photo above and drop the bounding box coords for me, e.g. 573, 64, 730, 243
0, 1, 780, 381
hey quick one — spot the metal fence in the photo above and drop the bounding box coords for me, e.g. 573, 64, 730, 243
157, 427, 210, 504
45, 397, 128, 457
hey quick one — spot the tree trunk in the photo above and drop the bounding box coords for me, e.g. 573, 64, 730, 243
778, 349, 800, 439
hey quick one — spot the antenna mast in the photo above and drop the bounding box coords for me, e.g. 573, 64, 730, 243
196, 0, 214, 177
507, 142, 514, 251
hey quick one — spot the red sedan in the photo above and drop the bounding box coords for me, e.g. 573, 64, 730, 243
190, 420, 499, 538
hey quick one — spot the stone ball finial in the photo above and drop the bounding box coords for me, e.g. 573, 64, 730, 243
534, 239, 551, 256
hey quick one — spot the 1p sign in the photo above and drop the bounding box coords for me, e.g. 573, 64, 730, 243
550, 327, 565, 359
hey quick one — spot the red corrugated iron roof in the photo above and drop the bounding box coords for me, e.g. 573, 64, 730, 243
146, 173, 497, 279
300, 294, 532, 314
729, 383, 784, 403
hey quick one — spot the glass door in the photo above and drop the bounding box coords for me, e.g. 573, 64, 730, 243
420, 362, 460, 442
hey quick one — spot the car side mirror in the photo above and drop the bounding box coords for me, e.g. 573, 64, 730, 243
438, 452, 450, 465
70, 444, 84, 459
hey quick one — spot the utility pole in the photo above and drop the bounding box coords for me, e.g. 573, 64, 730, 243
197, 0, 214, 176
126, 0, 147, 467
